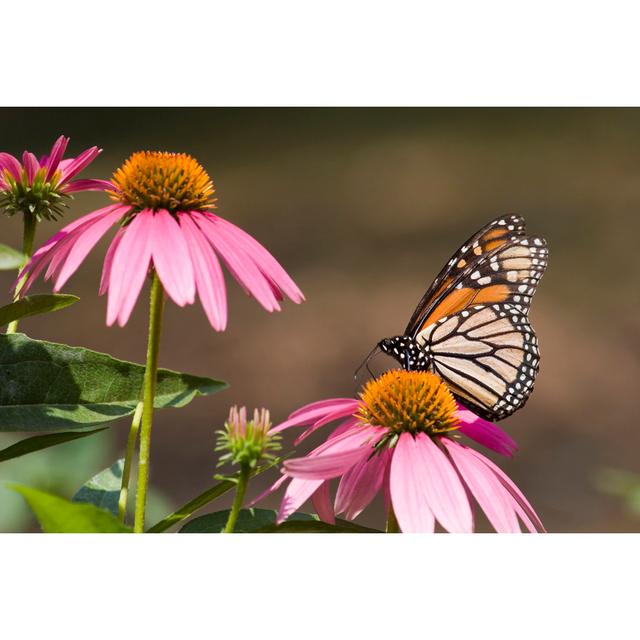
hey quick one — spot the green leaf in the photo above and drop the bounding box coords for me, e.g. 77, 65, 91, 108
10, 484, 131, 532
0, 333, 228, 432
0, 427, 107, 463
179, 508, 316, 533
263, 519, 381, 533
0, 244, 25, 270
72, 459, 123, 517
147, 457, 285, 533
0, 294, 79, 326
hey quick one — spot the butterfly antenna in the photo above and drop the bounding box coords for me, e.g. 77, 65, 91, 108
354, 345, 380, 382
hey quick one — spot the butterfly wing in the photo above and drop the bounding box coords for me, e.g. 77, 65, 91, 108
406, 216, 548, 338
418, 303, 540, 420
404, 214, 527, 335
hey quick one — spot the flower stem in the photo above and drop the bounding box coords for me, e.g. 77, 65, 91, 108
7, 211, 38, 334
118, 400, 144, 523
386, 507, 400, 533
133, 273, 165, 533
223, 464, 251, 533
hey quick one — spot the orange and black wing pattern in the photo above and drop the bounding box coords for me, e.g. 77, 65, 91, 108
405, 215, 548, 338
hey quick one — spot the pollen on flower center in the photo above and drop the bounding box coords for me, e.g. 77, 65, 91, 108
110, 151, 216, 212
357, 370, 460, 435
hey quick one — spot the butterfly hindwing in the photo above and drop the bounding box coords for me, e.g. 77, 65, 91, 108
417, 303, 540, 420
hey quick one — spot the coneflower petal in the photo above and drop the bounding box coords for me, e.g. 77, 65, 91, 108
390, 433, 436, 533
58, 146, 101, 183
277, 477, 324, 524
150, 210, 195, 307
107, 210, 153, 327
100, 228, 125, 295
311, 481, 335, 524
44, 135, 69, 181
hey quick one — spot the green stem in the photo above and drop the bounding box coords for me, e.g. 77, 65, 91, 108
7, 211, 38, 334
386, 507, 400, 533
133, 273, 165, 533
223, 464, 251, 533
118, 400, 144, 523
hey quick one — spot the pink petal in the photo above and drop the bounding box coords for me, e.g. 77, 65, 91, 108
213, 215, 304, 303
414, 434, 473, 533
52, 205, 126, 291
150, 210, 195, 307
311, 481, 335, 524
63, 179, 115, 193
269, 398, 361, 435
99, 228, 125, 295
283, 426, 379, 480
465, 449, 545, 532
389, 433, 435, 533
443, 439, 521, 533
22, 152, 39, 183
58, 146, 101, 183
178, 212, 227, 331
44, 135, 69, 181
294, 404, 361, 445
192, 212, 281, 312
335, 446, 390, 520
0, 152, 22, 181
106, 210, 153, 327
277, 477, 323, 523
456, 404, 517, 457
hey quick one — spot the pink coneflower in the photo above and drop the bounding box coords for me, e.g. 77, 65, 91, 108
18, 150, 304, 329
256, 370, 544, 533
0, 135, 110, 221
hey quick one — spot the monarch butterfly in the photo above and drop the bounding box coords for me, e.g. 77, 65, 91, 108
375, 214, 548, 421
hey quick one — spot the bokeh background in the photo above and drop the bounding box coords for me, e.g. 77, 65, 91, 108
1, 108, 639, 532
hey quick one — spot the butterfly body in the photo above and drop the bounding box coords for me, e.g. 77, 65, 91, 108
376, 214, 548, 422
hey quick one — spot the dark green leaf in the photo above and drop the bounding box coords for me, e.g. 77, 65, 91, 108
262, 518, 381, 533
0, 294, 79, 326
10, 484, 131, 532
72, 459, 123, 517
147, 457, 284, 533
0, 244, 24, 270
179, 508, 316, 533
0, 333, 227, 432
0, 427, 107, 463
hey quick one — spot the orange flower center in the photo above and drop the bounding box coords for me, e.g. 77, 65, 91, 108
110, 151, 216, 212
357, 370, 459, 435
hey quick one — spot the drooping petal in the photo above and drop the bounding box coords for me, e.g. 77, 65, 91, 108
149, 210, 195, 306
277, 477, 323, 523
213, 215, 304, 303
63, 178, 115, 193
456, 404, 518, 457
99, 228, 125, 295
311, 481, 335, 524
44, 135, 69, 181
53, 205, 126, 291
269, 398, 361, 435
58, 146, 101, 183
179, 212, 227, 331
414, 434, 473, 533
465, 449, 545, 532
389, 433, 435, 533
443, 439, 521, 533
0, 152, 22, 181
247, 474, 289, 508
335, 446, 390, 520
106, 210, 153, 327
192, 211, 281, 312
293, 404, 361, 445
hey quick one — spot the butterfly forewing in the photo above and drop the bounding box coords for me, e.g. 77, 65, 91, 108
418, 303, 541, 420
404, 214, 527, 335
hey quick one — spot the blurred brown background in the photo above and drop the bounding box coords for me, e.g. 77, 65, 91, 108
1, 108, 639, 532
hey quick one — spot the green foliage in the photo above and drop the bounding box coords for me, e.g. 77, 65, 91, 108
0, 333, 227, 431
596, 468, 640, 515
0, 243, 25, 270
179, 508, 381, 533
10, 484, 131, 533
0, 294, 79, 326
73, 459, 124, 517
0, 428, 107, 463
